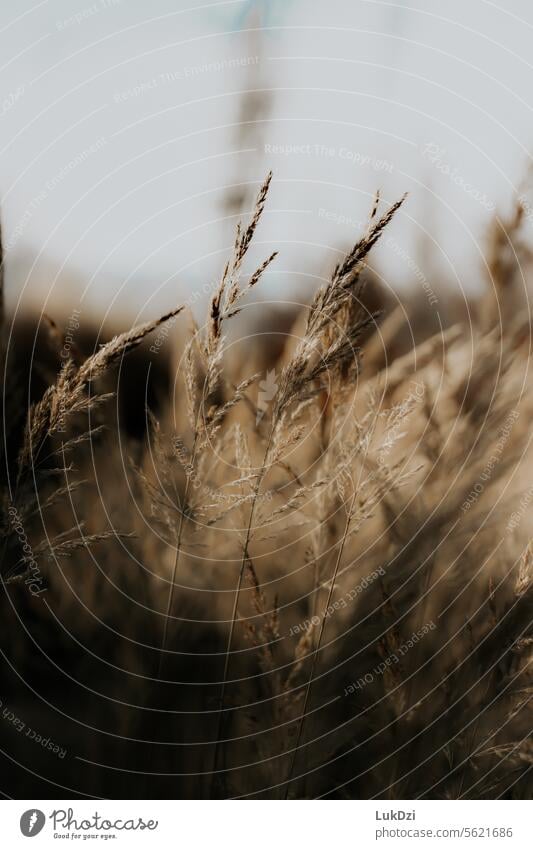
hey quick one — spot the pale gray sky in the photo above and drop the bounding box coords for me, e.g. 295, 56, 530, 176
1, 0, 533, 322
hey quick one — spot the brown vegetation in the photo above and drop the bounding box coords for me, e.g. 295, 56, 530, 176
0, 177, 531, 799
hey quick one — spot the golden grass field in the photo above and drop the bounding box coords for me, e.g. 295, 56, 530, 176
0, 175, 531, 799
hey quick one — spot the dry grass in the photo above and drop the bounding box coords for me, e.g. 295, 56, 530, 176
0, 176, 531, 800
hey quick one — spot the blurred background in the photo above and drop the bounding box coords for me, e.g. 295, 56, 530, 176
2, 2, 533, 802
1, 0, 533, 325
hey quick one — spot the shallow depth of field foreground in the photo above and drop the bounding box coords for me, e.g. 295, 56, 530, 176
0, 174, 532, 800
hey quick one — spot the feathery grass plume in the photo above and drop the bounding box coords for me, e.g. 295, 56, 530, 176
210, 192, 407, 795
273, 196, 407, 422
151, 174, 278, 683
203, 172, 276, 400
18, 308, 183, 477
484, 179, 533, 330
1, 308, 182, 588
299, 314, 533, 801
283, 384, 418, 798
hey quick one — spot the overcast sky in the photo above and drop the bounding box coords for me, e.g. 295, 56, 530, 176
1, 0, 533, 323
